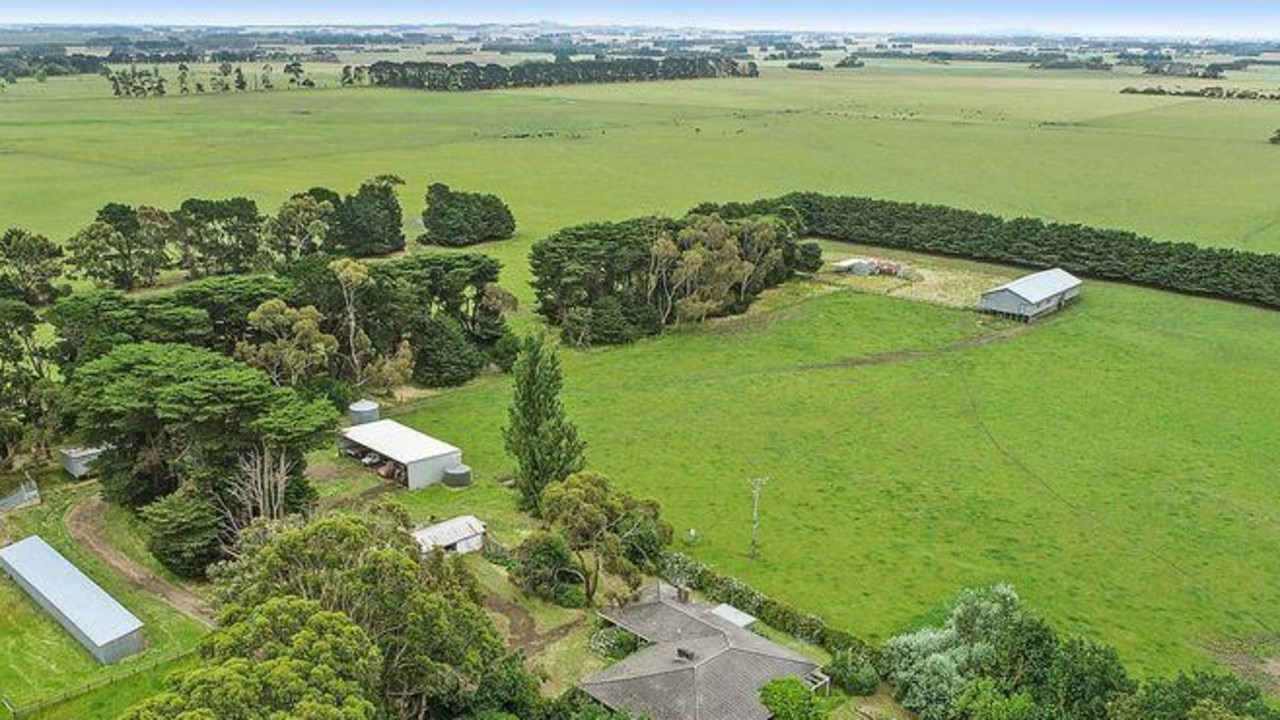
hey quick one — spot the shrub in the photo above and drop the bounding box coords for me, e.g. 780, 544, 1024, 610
411, 315, 487, 387
140, 488, 222, 578
491, 331, 521, 372
589, 625, 645, 660
760, 677, 825, 720
826, 648, 880, 696
511, 531, 582, 607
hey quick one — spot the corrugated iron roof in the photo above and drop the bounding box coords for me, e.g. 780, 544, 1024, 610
412, 515, 486, 551
341, 419, 459, 464
985, 268, 1082, 304
0, 535, 143, 646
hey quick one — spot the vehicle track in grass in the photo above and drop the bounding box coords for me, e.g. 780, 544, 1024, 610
65, 496, 215, 629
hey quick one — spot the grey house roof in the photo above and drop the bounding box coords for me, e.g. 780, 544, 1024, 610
582, 585, 820, 720
0, 535, 143, 648
984, 268, 1082, 304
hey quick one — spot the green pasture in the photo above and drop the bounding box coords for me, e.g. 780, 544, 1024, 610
393, 266, 1280, 675
2, 60, 1280, 258
2, 57, 1280, 700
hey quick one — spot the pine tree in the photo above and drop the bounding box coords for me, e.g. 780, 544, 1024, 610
503, 334, 586, 513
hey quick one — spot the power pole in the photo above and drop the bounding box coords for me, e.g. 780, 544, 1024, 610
748, 477, 768, 560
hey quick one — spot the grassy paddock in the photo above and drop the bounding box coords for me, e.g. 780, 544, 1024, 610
391, 255, 1280, 675
0, 476, 205, 708
3, 61, 1280, 257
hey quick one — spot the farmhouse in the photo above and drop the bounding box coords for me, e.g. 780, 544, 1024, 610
979, 268, 1082, 321
412, 515, 487, 554
0, 535, 144, 664
580, 584, 826, 720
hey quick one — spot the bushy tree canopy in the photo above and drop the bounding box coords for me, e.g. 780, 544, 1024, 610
421, 183, 516, 247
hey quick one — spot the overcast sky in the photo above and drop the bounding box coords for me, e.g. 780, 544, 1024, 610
4, 1, 1280, 39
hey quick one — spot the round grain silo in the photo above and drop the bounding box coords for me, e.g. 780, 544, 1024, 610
348, 400, 381, 426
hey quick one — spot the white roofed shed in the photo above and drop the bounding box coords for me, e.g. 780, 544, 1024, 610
980, 268, 1082, 321
412, 515, 487, 554
340, 419, 462, 490
0, 535, 144, 664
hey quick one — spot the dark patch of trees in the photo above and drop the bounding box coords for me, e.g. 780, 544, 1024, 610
1033, 57, 1112, 71
530, 213, 822, 346
766, 49, 821, 61
364, 56, 758, 92
1272, 129, 1280, 145
836, 55, 866, 69
0, 47, 104, 79
787, 62, 825, 72
1122, 85, 1280, 102
420, 183, 516, 247
698, 192, 1280, 312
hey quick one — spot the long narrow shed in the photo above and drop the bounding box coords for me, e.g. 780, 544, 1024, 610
340, 419, 462, 490
980, 268, 1082, 321
0, 535, 144, 664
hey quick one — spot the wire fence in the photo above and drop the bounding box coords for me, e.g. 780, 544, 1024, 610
4, 648, 197, 719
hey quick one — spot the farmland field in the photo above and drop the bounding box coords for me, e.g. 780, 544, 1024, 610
3, 56, 1280, 702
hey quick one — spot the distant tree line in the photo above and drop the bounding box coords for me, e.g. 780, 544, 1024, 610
0, 46, 104, 81
103, 61, 313, 98
835, 55, 866, 69
362, 56, 758, 91
765, 49, 822, 61
529, 213, 822, 346
1032, 57, 1113, 71
698, 192, 1280, 311
787, 62, 825, 72
1121, 85, 1280, 102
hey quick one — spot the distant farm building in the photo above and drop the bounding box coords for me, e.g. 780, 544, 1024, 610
0, 535, 144, 664
979, 268, 1082, 321
59, 446, 106, 479
580, 584, 826, 720
340, 419, 463, 490
412, 515, 487, 555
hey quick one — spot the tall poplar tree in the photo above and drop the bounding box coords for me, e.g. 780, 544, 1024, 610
503, 333, 585, 513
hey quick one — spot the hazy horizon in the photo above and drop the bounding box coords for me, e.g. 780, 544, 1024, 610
4, 1, 1280, 40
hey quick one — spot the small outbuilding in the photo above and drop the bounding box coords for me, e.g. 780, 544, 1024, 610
412, 515, 487, 555
59, 446, 106, 480
0, 535, 144, 664
340, 419, 462, 490
980, 268, 1082, 322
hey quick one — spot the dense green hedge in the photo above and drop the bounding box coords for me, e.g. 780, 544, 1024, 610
695, 193, 1280, 309
661, 552, 872, 658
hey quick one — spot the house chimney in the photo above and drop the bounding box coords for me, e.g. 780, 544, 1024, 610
677, 647, 696, 662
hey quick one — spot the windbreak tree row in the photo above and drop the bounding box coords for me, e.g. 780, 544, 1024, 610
529, 213, 823, 346
363, 55, 758, 91
698, 193, 1280, 310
